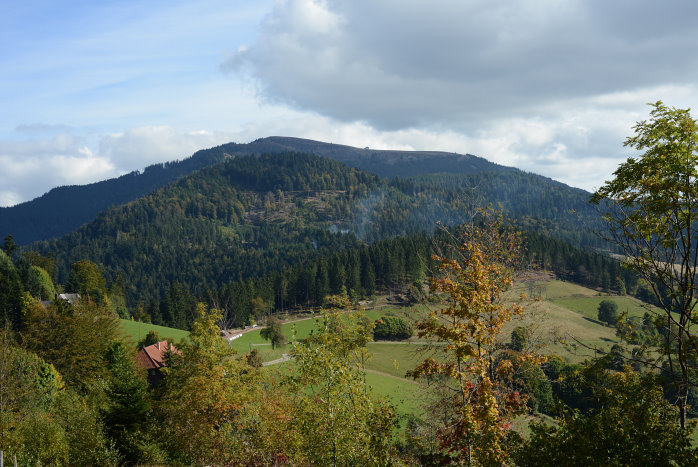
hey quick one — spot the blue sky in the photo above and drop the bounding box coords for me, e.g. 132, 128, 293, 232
2, 0, 698, 206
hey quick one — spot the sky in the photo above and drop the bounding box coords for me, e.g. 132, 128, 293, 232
2, 0, 698, 207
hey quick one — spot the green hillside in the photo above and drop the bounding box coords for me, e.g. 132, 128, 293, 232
217, 278, 651, 419
35, 153, 380, 306
7, 137, 603, 250
119, 319, 190, 345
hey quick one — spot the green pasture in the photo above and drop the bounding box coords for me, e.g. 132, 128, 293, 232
123, 277, 663, 444
241, 311, 435, 419
529, 300, 621, 362
228, 308, 424, 362
119, 319, 190, 345
551, 295, 651, 321
226, 314, 322, 359
365, 371, 427, 418
531, 279, 599, 300
120, 278, 657, 423
499, 279, 647, 362
365, 342, 428, 378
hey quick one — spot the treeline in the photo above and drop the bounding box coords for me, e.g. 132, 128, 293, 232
137, 234, 430, 330
133, 228, 639, 331
525, 230, 638, 293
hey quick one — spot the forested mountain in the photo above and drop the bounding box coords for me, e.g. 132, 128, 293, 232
0, 145, 230, 244
34, 153, 380, 305
390, 171, 601, 247
31, 151, 604, 312
3, 136, 593, 245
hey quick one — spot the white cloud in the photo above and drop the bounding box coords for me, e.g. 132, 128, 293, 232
0, 125, 241, 207
225, 0, 698, 130
99, 126, 229, 171
0, 191, 22, 208
0, 132, 113, 206
5, 0, 698, 206
215, 0, 698, 192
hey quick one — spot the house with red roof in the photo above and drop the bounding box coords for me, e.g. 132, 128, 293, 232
135, 340, 180, 386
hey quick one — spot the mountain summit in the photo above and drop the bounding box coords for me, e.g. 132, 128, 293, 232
0, 137, 517, 244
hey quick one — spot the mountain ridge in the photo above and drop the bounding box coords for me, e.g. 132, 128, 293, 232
31, 150, 601, 308
0, 145, 231, 244
2, 136, 567, 244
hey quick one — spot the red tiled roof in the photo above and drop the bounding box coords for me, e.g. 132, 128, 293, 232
135, 340, 180, 370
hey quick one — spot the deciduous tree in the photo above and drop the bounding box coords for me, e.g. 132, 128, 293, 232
515, 370, 698, 466
260, 316, 287, 349
591, 101, 698, 428
21, 297, 119, 389
289, 312, 397, 465
157, 304, 255, 465
65, 259, 107, 299
597, 300, 618, 326
408, 211, 538, 465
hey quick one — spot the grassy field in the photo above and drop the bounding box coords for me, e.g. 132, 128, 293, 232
120, 279, 643, 369
551, 295, 651, 321
245, 279, 644, 395
365, 342, 427, 378
119, 319, 189, 345
531, 279, 599, 300
502, 279, 658, 362
365, 371, 426, 417
121, 279, 653, 425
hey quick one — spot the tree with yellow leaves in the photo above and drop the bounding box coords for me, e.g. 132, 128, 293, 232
408, 211, 539, 465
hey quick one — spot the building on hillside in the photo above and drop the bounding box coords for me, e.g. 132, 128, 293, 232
135, 340, 180, 387
41, 293, 81, 308
56, 293, 80, 303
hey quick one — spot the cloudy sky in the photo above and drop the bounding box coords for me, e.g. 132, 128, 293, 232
2, 0, 698, 207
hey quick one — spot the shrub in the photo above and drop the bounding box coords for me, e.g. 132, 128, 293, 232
598, 300, 619, 326
373, 316, 413, 340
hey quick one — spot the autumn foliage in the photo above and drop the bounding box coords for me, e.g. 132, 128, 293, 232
408, 211, 542, 465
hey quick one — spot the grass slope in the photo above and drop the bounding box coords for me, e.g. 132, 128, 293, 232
120, 279, 650, 421
120, 319, 190, 346
509, 279, 655, 362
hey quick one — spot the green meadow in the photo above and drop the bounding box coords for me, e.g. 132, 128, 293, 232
119, 319, 190, 345
121, 278, 654, 420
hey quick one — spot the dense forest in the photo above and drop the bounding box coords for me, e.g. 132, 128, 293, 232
27, 152, 604, 310
1, 136, 600, 246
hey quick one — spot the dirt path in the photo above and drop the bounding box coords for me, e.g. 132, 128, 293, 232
222, 314, 317, 337
262, 354, 292, 366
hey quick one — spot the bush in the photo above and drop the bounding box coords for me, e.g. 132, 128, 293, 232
598, 300, 619, 326
373, 316, 413, 340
